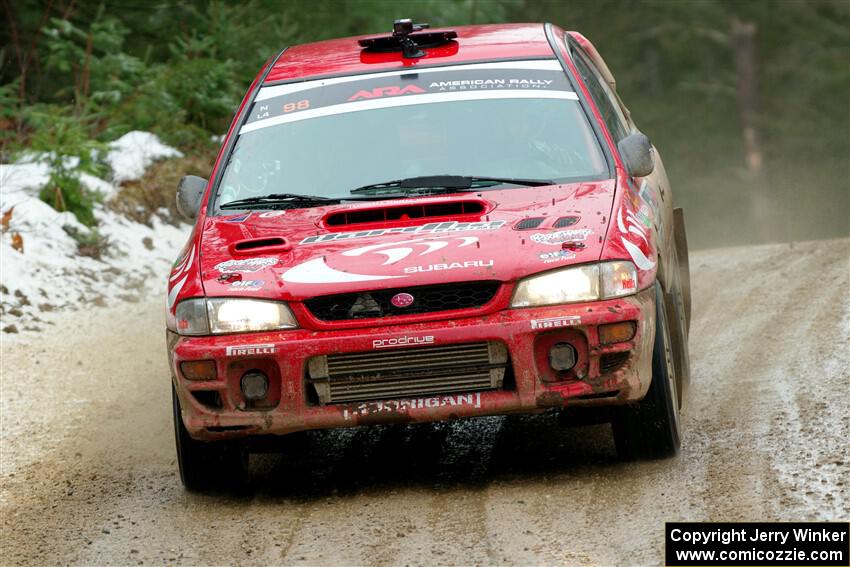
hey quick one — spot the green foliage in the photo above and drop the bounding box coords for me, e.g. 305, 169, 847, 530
24, 104, 105, 227
1, 0, 847, 247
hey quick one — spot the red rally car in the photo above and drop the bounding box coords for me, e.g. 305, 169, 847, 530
167, 20, 692, 490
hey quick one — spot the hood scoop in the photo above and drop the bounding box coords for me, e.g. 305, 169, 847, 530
229, 237, 290, 255
323, 199, 486, 229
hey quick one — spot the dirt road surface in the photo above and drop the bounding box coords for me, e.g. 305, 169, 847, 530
2, 239, 848, 566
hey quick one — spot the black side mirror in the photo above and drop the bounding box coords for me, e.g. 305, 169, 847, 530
617, 132, 654, 178
176, 176, 207, 220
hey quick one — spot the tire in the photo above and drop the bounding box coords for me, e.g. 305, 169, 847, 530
669, 279, 691, 412
172, 385, 248, 492
612, 283, 681, 460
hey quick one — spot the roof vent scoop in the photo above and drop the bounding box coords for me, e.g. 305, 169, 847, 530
358, 19, 457, 59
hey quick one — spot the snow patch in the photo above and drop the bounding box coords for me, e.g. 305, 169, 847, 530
107, 131, 183, 184
0, 133, 190, 331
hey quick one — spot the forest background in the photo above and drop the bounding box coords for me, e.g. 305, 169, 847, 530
2, 0, 848, 248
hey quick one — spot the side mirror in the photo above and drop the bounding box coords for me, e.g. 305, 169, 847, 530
176, 175, 207, 220
617, 132, 654, 178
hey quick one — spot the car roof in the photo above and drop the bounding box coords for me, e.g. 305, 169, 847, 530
265, 23, 557, 84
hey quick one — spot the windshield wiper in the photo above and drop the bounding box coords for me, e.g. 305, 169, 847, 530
219, 193, 340, 210
350, 175, 555, 195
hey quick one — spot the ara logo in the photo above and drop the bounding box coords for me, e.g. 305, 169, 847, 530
347, 85, 426, 101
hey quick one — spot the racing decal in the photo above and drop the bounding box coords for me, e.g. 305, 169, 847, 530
255, 60, 565, 101
169, 244, 195, 282
617, 206, 656, 271
530, 228, 593, 245
530, 316, 581, 330
538, 250, 576, 264
223, 213, 252, 223
372, 335, 435, 349
166, 275, 187, 311
225, 344, 275, 356
167, 244, 195, 311
342, 392, 482, 420
229, 279, 264, 291
404, 259, 493, 273
281, 257, 404, 284
282, 236, 483, 284
349, 85, 425, 100
214, 257, 278, 273
242, 61, 578, 134
300, 220, 505, 244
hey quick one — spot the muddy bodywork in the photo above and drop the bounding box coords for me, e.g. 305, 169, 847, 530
166, 23, 684, 441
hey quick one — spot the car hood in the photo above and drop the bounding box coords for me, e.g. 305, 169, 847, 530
199, 180, 615, 301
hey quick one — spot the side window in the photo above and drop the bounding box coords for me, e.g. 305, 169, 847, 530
571, 46, 629, 142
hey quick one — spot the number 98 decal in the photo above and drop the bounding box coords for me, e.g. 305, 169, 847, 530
283, 100, 310, 113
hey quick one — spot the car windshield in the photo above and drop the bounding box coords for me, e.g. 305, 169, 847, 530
215, 61, 609, 211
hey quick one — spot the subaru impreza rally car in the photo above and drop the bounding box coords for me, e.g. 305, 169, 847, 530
167, 20, 692, 490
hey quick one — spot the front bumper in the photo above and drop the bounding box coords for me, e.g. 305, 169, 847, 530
170, 287, 656, 440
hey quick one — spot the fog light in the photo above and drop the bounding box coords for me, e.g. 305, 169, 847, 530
599, 321, 636, 345
180, 360, 217, 380
549, 343, 577, 371
241, 371, 269, 401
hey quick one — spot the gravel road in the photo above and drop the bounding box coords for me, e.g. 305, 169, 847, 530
1, 238, 848, 566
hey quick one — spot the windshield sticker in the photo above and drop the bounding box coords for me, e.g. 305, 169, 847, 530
255, 60, 565, 101
300, 220, 505, 245
242, 63, 577, 134
214, 257, 278, 273
530, 228, 593, 245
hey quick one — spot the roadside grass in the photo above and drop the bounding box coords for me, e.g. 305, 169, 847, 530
107, 148, 216, 225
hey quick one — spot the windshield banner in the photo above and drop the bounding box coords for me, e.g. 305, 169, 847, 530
241, 60, 578, 134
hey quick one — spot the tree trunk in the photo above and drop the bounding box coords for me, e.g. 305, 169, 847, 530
731, 17, 771, 241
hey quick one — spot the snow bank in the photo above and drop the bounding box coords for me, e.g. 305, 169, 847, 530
107, 131, 184, 184
0, 132, 190, 332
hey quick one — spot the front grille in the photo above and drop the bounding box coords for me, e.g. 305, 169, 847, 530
304, 281, 501, 321
600, 352, 630, 374
307, 342, 508, 404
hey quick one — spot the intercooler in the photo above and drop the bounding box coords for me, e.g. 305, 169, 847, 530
307, 341, 508, 404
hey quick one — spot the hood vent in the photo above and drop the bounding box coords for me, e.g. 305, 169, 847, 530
554, 216, 580, 228
324, 200, 485, 228
514, 217, 545, 230
230, 237, 290, 255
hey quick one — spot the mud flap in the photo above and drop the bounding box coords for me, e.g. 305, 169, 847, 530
673, 207, 691, 331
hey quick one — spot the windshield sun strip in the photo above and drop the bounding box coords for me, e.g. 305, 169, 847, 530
240, 90, 578, 135
255, 59, 567, 102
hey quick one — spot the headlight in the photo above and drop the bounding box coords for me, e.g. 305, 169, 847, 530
511, 261, 637, 308
172, 298, 298, 335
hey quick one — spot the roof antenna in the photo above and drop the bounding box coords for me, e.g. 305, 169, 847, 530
393, 19, 429, 58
